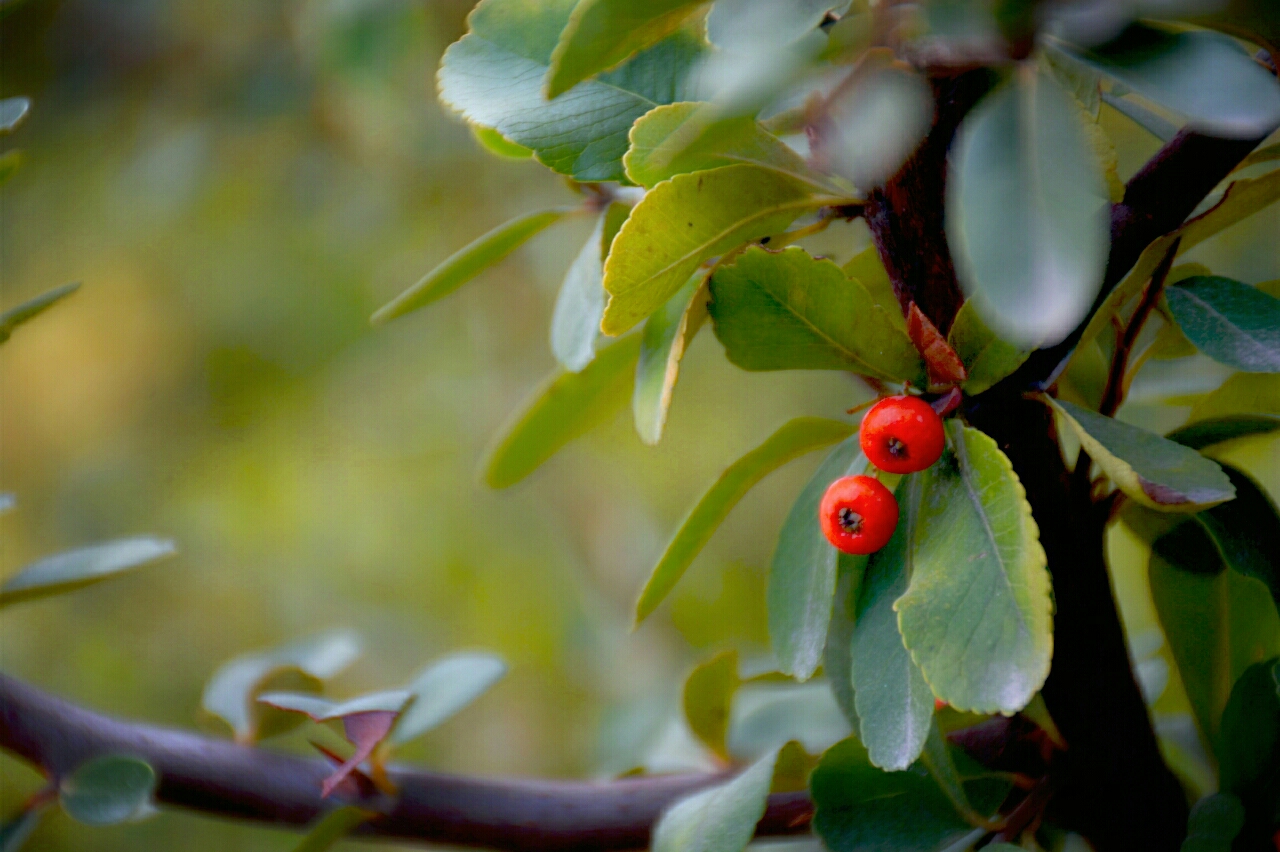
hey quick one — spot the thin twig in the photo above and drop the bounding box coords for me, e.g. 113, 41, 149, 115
1098, 238, 1180, 418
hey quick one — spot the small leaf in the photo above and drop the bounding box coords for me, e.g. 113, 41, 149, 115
545, 0, 707, 99
906, 303, 966, 388
810, 738, 974, 852
0, 537, 176, 607
1060, 24, 1280, 138
470, 126, 533, 160
1180, 793, 1245, 852
652, 747, 780, 852
1165, 415, 1280, 450
1049, 398, 1235, 512
633, 272, 708, 445
391, 651, 507, 745
947, 300, 1030, 395
842, 247, 904, 330
1192, 464, 1280, 612
202, 630, 363, 742
258, 689, 412, 720
708, 246, 925, 383
484, 334, 641, 489
624, 102, 832, 192
769, 434, 867, 681
603, 165, 825, 335
896, 422, 1052, 714
683, 650, 741, 761
0, 282, 81, 345
60, 756, 156, 826
851, 475, 934, 771
552, 203, 629, 372
1218, 658, 1280, 799
292, 807, 372, 852
372, 209, 572, 325
947, 63, 1110, 349
0, 98, 30, 134
438, 0, 707, 182
1165, 276, 1280, 373
635, 417, 855, 624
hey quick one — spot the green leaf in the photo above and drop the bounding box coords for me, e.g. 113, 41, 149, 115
1193, 464, 1280, 613
624, 102, 835, 192
947, 300, 1031, 396
1219, 658, 1280, 798
0, 97, 29, 134
59, 756, 157, 826
602, 165, 825, 335
390, 652, 507, 745
842, 247, 904, 331
545, 0, 707, 99
258, 689, 413, 720
1190, 374, 1280, 422
470, 125, 533, 160
202, 630, 363, 742
1166, 415, 1280, 450
633, 272, 708, 445
728, 682, 852, 759
652, 747, 780, 852
769, 434, 867, 681
810, 737, 974, 852
1101, 90, 1177, 143
635, 416, 855, 624
372, 209, 572, 325
0, 537, 176, 607
947, 63, 1110, 349
896, 422, 1052, 714
438, 0, 707, 183
1180, 794, 1245, 852
683, 650, 741, 761
484, 334, 641, 489
708, 246, 925, 383
552, 203, 629, 372
851, 475, 934, 771
1060, 24, 1280, 138
0, 282, 80, 345
291, 807, 372, 852
1165, 276, 1280, 373
1049, 398, 1235, 512
823, 553, 864, 729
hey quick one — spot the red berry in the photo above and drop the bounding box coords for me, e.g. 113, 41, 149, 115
859, 395, 946, 474
819, 475, 899, 555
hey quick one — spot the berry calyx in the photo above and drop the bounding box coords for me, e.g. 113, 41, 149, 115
819, 474, 899, 555
859, 395, 946, 474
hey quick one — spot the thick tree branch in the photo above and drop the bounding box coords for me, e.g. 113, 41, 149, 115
0, 673, 811, 851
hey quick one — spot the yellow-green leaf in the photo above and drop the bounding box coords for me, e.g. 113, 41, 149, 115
683, 650, 741, 761
947, 300, 1031, 396
633, 272, 708, 444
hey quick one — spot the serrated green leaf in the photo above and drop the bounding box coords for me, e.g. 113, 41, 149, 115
769, 434, 867, 681
896, 422, 1052, 714
851, 475, 933, 771
823, 553, 863, 729
841, 246, 904, 331
810, 737, 974, 852
1165, 276, 1280, 373
1059, 24, 1280, 138
0, 282, 81, 345
603, 165, 826, 335
60, 756, 156, 827
545, 0, 707, 99
683, 650, 741, 761
1166, 415, 1280, 450
947, 300, 1031, 395
372, 208, 573, 325
391, 652, 507, 745
635, 417, 855, 624
1050, 398, 1235, 512
202, 630, 363, 742
0, 97, 29, 134
652, 747, 779, 852
1180, 793, 1245, 852
633, 272, 708, 444
1192, 464, 1280, 612
0, 537, 176, 607
484, 334, 640, 488
470, 125, 533, 160
947, 63, 1110, 349
291, 807, 372, 852
552, 203, 629, 372
438, 0, 707, 182
708, 246, 925, 382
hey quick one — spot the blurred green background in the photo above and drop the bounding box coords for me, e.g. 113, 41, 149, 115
0, 2, 1276, 850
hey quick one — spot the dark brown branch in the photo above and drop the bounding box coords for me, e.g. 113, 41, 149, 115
0, 673, 811, 851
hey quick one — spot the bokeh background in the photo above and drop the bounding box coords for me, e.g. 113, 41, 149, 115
0, 2, 1276, 850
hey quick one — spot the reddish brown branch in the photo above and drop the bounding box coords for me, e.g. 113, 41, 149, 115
0, 673, 811, 851
1097, 237, 1180, 418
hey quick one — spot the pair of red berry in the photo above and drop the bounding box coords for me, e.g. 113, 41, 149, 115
820, 396, 945, 555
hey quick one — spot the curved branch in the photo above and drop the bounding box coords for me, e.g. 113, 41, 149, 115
0, 673, 812, 851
